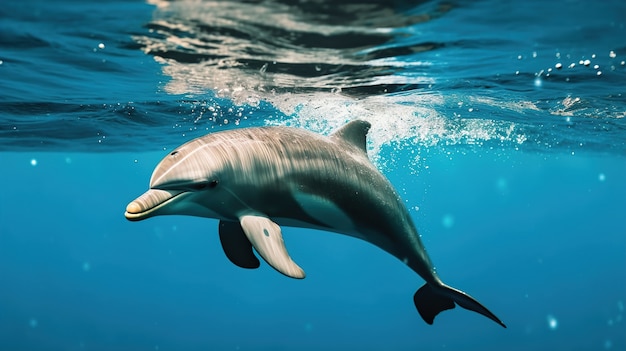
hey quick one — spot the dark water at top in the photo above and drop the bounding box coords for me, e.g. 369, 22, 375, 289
0, 1, 625, 351
1, 0, 625, 155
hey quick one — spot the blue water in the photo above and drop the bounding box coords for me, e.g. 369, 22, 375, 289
1, 0, 625, 350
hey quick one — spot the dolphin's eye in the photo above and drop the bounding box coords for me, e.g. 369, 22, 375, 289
170, 150, 179, 156
208, 180, 219, 189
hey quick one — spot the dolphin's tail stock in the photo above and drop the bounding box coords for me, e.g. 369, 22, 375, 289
413, 283, 506, 328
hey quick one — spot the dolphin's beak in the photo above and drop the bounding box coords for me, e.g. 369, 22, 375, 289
124, 189, 185, 221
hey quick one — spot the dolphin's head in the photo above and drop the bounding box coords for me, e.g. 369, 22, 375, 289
124, 137, 239, 222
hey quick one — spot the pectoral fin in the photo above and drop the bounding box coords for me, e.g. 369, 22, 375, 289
239, 215, 305, 279
218, 220, 260, 269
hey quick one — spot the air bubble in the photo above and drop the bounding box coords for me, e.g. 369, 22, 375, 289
546, 315, 558, 330
442, 214, 455, 229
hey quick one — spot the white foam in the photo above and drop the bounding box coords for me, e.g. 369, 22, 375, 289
265, 91, 527, 166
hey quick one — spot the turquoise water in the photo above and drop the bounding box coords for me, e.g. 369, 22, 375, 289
1, 0, 625, 350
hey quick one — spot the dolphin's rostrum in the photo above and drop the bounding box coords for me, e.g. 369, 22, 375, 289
125, 120, 506, 328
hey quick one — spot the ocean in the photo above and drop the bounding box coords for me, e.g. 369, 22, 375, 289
1, 0, 625, 350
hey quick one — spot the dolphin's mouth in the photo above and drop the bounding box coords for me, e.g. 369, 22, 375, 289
124, 189, 186, 221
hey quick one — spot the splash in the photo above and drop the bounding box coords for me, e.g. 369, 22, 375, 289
265, 91, 526, 163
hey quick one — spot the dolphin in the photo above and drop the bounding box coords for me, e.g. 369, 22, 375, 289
124, 120, 505, 328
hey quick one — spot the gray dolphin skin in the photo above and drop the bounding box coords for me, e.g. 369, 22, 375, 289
125, 120, 506, 328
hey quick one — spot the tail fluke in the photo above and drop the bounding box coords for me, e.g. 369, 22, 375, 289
414, 283, 506, 328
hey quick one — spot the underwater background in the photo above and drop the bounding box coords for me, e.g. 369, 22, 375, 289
1, 0, 625, 350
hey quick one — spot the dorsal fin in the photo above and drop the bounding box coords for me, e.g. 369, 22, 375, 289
330, 120, 371, 153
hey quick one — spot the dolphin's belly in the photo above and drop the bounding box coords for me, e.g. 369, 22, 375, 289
271, 217, 363, 239
269, 190, 367, 240
291, 191, 356, 230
